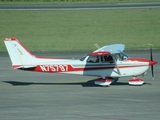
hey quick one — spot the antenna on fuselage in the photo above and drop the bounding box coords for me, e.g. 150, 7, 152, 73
94, 43, 100, 49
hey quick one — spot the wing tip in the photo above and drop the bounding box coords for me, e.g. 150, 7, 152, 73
12, 65, 23, 69
4, 37, 18, 41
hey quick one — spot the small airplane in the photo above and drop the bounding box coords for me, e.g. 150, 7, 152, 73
4, 37, 157, 86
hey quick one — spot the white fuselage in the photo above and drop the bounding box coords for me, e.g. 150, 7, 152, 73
23, 56, 149, 79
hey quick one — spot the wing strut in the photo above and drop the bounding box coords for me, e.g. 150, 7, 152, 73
112, 54, 121, 75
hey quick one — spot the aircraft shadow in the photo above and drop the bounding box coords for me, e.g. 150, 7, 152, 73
2, 79, 136, 87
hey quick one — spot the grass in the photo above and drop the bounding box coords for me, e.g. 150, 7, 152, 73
1, 8, 160, 52
1, 0, 160, 4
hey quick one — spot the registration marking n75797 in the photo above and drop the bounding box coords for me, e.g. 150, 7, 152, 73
40, 65, 68, 72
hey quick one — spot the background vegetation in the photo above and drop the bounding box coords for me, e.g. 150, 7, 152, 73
0, 2, 160, 52
0, 0, 160, 4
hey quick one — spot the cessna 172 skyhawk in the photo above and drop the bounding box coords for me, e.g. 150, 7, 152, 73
4, 37, 157, 86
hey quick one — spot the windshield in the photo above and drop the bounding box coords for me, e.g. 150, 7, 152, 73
79, 55, 87, 61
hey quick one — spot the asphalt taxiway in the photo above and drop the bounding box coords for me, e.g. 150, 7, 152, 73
0, 2, 160, 10
0, 50, 160, 120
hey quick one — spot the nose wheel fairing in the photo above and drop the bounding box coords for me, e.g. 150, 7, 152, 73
128, 78, 144, 85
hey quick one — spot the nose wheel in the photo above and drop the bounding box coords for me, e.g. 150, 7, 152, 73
128, 77, 144, 85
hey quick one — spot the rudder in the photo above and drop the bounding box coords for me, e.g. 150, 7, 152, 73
4, 38, 35, 69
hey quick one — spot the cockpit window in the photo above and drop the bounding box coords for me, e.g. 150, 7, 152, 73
101, 55, 114, 63
80, 52, 128, 62
87, 56, 99, 63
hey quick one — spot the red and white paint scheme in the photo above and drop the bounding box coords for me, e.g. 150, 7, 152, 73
128, 78, 144, 86
4, 37, 157, 86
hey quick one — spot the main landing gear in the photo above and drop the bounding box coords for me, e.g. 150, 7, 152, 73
94, 77, 144, 86
94, 78, 113, 86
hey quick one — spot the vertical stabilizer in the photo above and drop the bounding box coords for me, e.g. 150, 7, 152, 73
4, 38, 35, 69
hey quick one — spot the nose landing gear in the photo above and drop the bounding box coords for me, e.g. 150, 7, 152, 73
128, 77, 144, 85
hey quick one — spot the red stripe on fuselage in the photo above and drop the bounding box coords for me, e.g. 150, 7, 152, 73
126, 58, 150, 62
33, 64, 148, 73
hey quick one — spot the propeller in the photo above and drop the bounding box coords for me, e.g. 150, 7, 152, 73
150, 47, 154, 80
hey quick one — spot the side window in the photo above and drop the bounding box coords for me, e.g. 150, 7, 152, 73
87, 56, 99, 63
101, 55, 113, 63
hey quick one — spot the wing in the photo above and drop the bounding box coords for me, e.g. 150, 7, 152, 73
88, 44, 125, 56
94, 44, 125, 54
